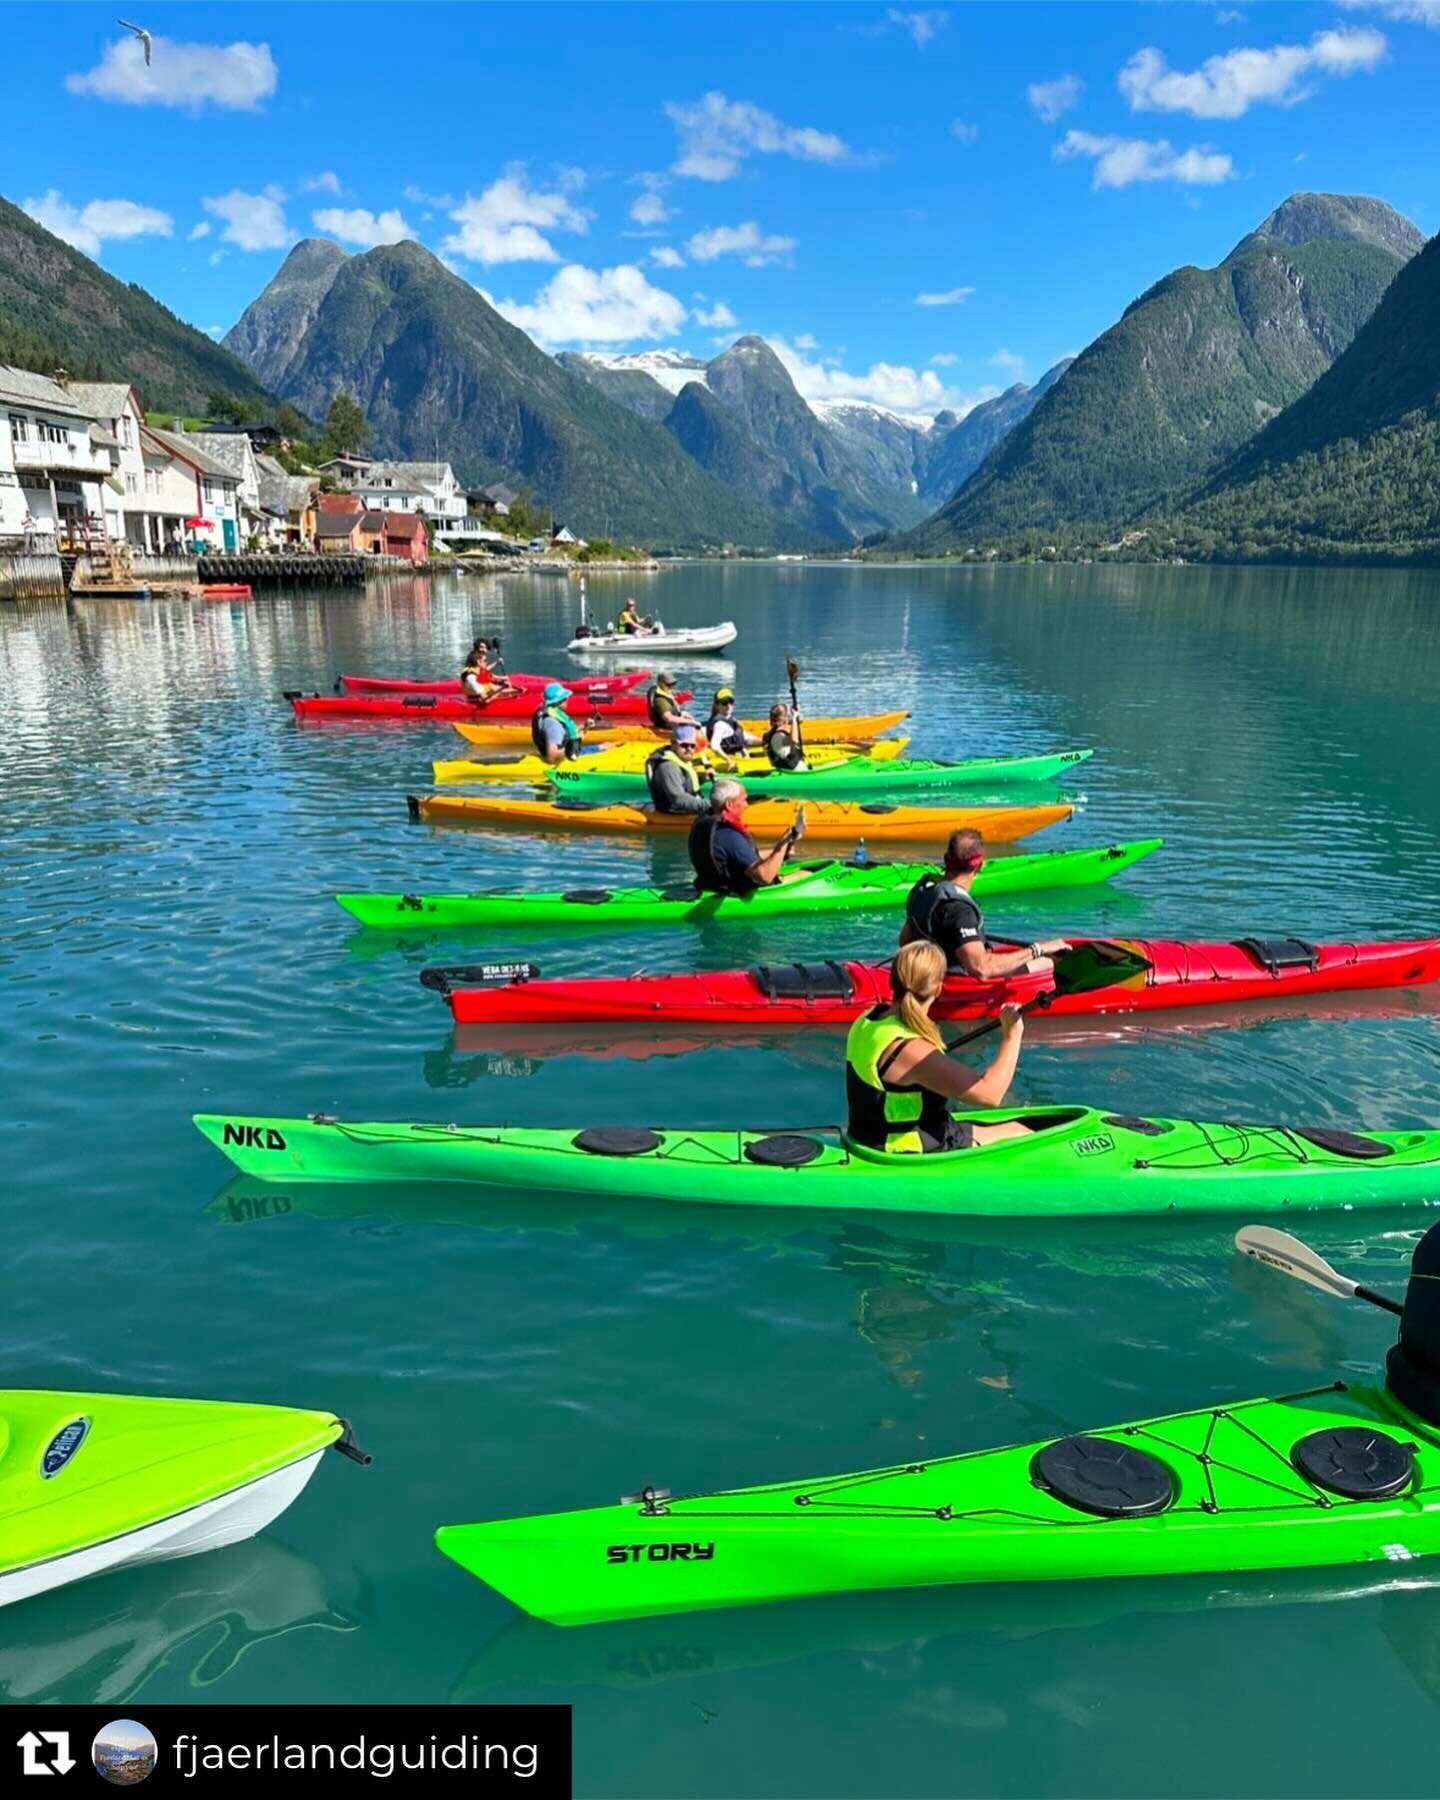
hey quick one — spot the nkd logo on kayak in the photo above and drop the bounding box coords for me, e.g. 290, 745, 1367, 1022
606, 1543, 716, 1564
1070, 1133, 1115, 1157
221, 1123, 288, 1151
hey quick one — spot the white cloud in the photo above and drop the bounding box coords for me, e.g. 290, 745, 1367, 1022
915, 285, 974, 307
303, 171, 344, 194
495, 263, 687, 344
951, 119, 980, 143
202, 186, 294, 251
630, 174, 671, 228
991, 348, 1026, 379
404, 184, 456, 208
1217, 8, 1246, 21
1055, 131, 1235, 189
1338, 0, 1440, 20
885, 9, 948, 47
650, 245, 686, 268
66, 34, 276, 111
686, 221, 796, 266
1028, 74, 1083, 122
1119, 29, 1386, 119
695, 300, 738, 328
313, 207, 415, 249
767, 336, 987, 420
666, 92, 851, 181
188, 220, 212, 240
22, 190, 174, 258
442, 168, 588, 265
929, 351, 959, 366
794, 332, 820, 350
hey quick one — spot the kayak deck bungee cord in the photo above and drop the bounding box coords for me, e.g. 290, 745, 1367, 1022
193, 1105, 1440, 1218
449, 711, 911, 748
334, 841, 1161, 933
430, 934, 1440, 1028
431, 1382, 1440, 1626
404, 793, 1075, 843
547, 748, 1093, 800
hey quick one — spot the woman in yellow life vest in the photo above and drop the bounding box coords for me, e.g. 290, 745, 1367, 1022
845, 941, 1031, 1154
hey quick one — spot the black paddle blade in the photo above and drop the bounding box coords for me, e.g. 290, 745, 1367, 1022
419, 962, 540, 994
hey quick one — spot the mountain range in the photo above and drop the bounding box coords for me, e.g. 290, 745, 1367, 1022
900, 193, 1423, 553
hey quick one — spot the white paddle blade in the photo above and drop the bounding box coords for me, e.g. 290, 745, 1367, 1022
1234, 1225, 1360, 1301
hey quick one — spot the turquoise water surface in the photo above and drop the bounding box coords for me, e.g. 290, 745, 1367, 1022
3, 562, 1440, 1796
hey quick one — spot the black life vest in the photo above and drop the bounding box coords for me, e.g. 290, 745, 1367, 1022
1387, 1220, 1440, 1425
764, 727, 803, 771
906, 874, 983, 943
688, 812, 752, 895
705, 710, 746, 755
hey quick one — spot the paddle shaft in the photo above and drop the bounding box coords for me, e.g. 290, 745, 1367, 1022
786, 655, 806, 760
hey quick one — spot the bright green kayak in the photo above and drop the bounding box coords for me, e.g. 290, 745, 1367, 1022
335, 838, 1160, 932
435, 1382, 1440, 1625
550, 748, 1093, 801
193, 1104, 1440, 1219
0, 1390, 364, 1610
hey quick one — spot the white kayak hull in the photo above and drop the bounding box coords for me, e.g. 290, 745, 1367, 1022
0, 1448, 326, 1611
567, 622, 738, 655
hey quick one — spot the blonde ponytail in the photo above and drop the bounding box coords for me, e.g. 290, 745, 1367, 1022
890, 941, 946, 1052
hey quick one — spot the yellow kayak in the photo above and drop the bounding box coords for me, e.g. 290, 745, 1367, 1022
431, 738, 909, 785
449, 710, 910, 749
406, 792, 1073, 845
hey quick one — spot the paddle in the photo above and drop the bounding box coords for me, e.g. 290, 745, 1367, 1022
944, 939, 1153, 1051
785, 654, 807, 761
420, 962, 541, 994
1233, 1225, 1403, 1316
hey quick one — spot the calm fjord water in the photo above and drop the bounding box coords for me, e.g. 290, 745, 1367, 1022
3, 562, 1440, 1795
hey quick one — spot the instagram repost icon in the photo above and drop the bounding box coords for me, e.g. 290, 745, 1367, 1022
92, 1720, 157, 1786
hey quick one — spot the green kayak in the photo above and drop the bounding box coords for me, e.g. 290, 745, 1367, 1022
193, 1105, 1440, 1219
335, 838, 1160, 932
434, 1381, 1440, 1626
0, 1390, 365, 1610
550, 748, 1093, 801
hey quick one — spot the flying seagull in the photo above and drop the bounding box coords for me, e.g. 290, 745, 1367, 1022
117, 19, 152, 65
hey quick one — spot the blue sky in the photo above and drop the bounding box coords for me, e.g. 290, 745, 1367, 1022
10, 1, 1438, 419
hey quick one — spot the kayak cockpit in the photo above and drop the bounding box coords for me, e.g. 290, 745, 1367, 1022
841, 1106, 1099, 1165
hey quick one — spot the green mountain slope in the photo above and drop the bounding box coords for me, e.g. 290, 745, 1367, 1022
0, 194, 273, 414
900, 194, 1422, 550
278, 243, 808, 549
1168, 229, 1440, 562
554, 352, 675, 422
919, 360, 1074, 505
224, 238, 349, 391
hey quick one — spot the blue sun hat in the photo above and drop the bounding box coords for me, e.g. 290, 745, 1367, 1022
543, 681, 571, 703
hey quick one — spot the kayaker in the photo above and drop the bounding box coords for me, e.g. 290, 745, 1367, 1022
846, 942, 1032, 1154
646, 673, 698, 733
704, 687, 759, 758
461, 640, 522, 706
901, 830, 1069, 979
763, 703, 807, 772
689, 779, 805, 893
530, 682, 583, 765
645, 725, 710, 816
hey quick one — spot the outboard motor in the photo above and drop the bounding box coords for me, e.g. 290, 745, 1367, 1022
1386, 1219, 1440, 1426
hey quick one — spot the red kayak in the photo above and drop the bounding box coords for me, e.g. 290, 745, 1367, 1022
286, 686, 687, 723
429, 935, 1440, 1028
338, 670, 649, 697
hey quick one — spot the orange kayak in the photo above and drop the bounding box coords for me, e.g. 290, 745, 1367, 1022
449, 710, 910, 749
405, 792, 1073, 844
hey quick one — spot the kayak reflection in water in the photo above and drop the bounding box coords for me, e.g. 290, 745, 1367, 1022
901, 829, 1070, 979
845, 942, 1030, 1154
688, 779, 806, 894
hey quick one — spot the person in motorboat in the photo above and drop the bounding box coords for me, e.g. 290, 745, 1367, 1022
531, 682, 584, 765
617, 598, 654, 636
901, 829, 1069, 980
688, 779, 806, 894
846, 942, 1031, 1154
704, 687, 760, 758
460, 639, 522, 706
763, 703, 807, 771
645, 724, 711, 816
646, 672, 699, 733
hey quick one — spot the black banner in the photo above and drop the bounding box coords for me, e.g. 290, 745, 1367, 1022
8, 1706, 571, 1794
